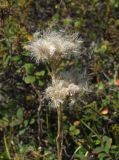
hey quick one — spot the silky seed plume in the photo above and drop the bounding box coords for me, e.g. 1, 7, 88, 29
46, 78, 80, 108
24, 30, 82, 62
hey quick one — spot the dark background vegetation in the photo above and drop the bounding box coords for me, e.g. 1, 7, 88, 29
0, 0, 119, 159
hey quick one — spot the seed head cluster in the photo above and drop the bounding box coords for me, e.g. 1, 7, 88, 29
46, 79, 80, 107
24, 31, 82, 62
24, 30, 86, 108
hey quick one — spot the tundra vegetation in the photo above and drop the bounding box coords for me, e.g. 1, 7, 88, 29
0, 0, 119, 160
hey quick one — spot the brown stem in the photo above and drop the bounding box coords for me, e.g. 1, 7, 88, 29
37, 104, 42, 145
32, 84, 43, 146
56, 105, 63, 160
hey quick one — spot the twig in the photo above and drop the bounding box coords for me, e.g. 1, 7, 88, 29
102, 71, 110, 81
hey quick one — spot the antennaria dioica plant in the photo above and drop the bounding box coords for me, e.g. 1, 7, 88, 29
24, 30, 85, 160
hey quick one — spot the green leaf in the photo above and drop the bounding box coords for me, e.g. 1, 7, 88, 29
10, 118, 22, 127
115, 19, 119, 26
69, 125, 80, 136
23, 63, 35, 74
38, 80, 44, 86
75, 146, 87, 159
97, 82, 104, 90
18, 0, 26, 6
24, 75, 35, 84
74, 129, 80, 135
11, 55, 21, 62
52, 13, 60, 22
3, 54, 11, 67
0, 117, 9, 128
103, 136, 112, 154
95, 139, 101, 145
35, 71, 45, 77
74, 19, 83, 28
94, 147, 104, 153
63, 18, 72, 26
16, 108, 24, 119
69, 125, 76, 132
19, 128, 27, 135
24, 120, 28, 127
30, 118, 35, 125
98, 153, 107, 160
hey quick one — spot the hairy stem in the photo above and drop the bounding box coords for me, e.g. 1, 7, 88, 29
56, 106, 63, 160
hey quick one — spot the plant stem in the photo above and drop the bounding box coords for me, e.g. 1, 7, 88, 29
3, 134, 11, 159
37, 104, 42, 145
70, 146, 82, 160
56, 105, 63, 160
32, 84, 43, 146
81, 120, 99, 138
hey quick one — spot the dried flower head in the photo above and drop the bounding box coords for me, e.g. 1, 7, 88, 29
24, 30, 82, 62
46, 78, 80, 107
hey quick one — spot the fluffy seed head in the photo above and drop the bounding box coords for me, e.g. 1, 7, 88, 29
24, 30, 82, 62
46, 78, 80, 107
